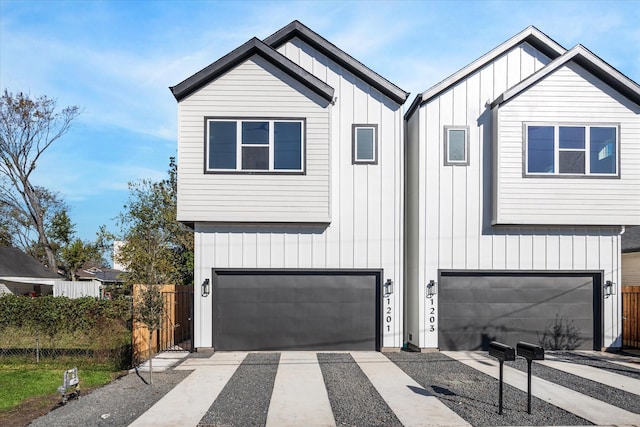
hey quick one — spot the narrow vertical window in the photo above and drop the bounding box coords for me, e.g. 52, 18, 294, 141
527, 126, 554, 173
444, 126, 469, 166
590, 127, 617, 174
352, 124, 378, 164
209, 121, 237, 169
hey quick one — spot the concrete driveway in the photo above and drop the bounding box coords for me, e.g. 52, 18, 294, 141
126, 349, 640, 427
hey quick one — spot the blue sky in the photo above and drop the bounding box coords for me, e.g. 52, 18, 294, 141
1, 0, 639, 248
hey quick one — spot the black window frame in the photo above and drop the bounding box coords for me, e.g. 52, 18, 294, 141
204, 117, 306, 174
523, 123, 620, 178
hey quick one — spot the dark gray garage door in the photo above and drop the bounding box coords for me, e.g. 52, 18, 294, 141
438, 272, 601, 351
212, 270, 381, 351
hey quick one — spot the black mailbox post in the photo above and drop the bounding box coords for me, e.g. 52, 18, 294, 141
488, 341, 515, 414
516, 342, 544, 414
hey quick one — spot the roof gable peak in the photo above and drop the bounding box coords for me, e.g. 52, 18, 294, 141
492, 43, 640, 108
264, 20, 409, 104
170, 36, 334, 103
405, 26, 566, 119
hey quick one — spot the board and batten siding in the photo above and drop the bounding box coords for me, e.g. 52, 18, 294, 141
406, 42, 623, 349
192, 37, 405, 349
177, 55, 331, 223
493, 62, 640, 226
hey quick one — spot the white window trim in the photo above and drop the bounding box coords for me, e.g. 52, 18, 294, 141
352, 124, 378, 165
524, 123, 619, 178
205, 118, 305, 173
444, 126, 470, 166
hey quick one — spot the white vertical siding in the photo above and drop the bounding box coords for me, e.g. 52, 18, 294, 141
408, 41, 624, 349
494, 63, 640, 225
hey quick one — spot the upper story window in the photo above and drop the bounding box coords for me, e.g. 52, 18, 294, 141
444, 126, 469, 166
526, 124, 618, 176
352, 124, 378, 164
206, 118, 304, 173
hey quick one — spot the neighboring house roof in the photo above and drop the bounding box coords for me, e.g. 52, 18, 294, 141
405, 26, 566, 119
75, 267, 125, 283
0, 246, 61, 279
492, 44, 640, 108
622, 226, 640, 253
263, 20, 410, 104
170, 37, 335, 103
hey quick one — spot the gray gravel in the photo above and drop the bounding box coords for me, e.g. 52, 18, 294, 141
197, 353, 279, 427
318, 353, 403, 427
550, 351, 640, 380
27, 369, 191, 427
386, 351, 592, 426
510, 356, 640, 414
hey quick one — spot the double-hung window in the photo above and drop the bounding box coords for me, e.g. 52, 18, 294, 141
206, 118, 304, 172
525, 124, 618, 176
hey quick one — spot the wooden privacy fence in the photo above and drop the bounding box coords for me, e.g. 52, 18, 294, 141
132, 284, 194, 364
622, 286, 640, 349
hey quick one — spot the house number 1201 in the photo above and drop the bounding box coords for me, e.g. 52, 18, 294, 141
386, 298, 392, 332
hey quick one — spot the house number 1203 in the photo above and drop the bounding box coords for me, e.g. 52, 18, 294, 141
428, 296, 435, 332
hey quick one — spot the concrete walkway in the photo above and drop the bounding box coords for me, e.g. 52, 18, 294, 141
351, 352, 470, 427
129, 352, 246, 427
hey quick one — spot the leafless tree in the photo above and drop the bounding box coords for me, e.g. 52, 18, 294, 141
0, 90, 80, 271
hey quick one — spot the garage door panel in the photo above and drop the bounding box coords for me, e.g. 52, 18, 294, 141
439, 273, 599, 351
213, 271, 380, 351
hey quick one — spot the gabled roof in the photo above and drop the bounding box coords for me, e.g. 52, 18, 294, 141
264, 20, 409, 105
491, 44, 640, 108
623, 226, 640, 253
0, 247, 61, 279
170, 37, 334, 102
405, 26, 566, 119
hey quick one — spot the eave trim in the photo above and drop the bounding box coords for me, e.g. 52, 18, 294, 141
170, 37, 334, 103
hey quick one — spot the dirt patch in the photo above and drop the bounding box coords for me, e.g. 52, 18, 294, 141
0, 386, 101, 427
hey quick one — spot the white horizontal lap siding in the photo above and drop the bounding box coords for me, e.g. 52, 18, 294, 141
177, 56, 330, 223
494, 63, 640, 225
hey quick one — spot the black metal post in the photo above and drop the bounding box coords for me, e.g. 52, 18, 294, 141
499, 360, 504, 415
527, 358, 532, 414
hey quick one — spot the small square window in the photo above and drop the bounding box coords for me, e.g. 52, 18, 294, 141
352, 124, 378, 164
444, 126, 469, 166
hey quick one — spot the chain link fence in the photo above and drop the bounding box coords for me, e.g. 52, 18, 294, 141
0, 295, 132, 369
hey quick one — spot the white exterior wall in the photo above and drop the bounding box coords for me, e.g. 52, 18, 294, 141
493, 63, 640, 225
407, 42, 623, 349
191, 37, 405, 349
177, 56, 331, 223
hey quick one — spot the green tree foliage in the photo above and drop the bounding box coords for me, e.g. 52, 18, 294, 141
133, 284, 166, 383
0, 90, 80, 271
112, 157, 193, 287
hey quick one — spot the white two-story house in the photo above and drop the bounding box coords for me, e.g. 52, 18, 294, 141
405, 27, 640, 351
171, 21, 409, 351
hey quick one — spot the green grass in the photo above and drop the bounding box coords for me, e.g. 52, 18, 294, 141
0, 364, 119, 411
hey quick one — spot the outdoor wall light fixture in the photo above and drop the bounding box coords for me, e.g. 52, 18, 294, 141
426, 280, 437, 297
604, 280, 616, 298
384, 279, 394, 296
201, 278, 210, 297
